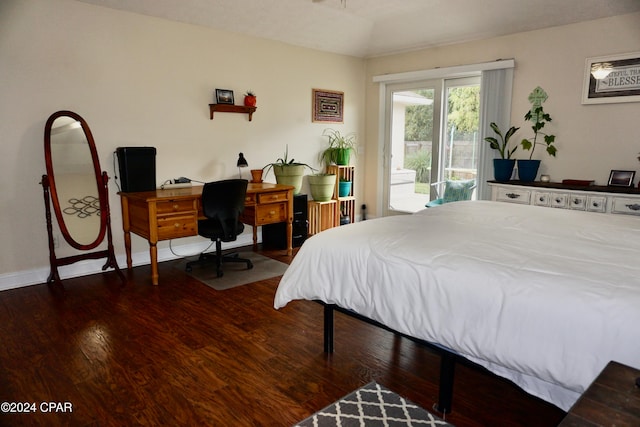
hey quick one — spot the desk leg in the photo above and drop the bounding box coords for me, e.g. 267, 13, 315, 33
124, 231, 132, 269
286, 192, 293, 256
149, 242, 159, 286
252, 226, 258, 250
286, 219, 292, 256
120, 196, 133, 270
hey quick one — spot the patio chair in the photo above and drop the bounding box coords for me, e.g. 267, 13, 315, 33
425, 179, 476, 207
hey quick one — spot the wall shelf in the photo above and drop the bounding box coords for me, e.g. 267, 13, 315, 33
208, 104, 257, 121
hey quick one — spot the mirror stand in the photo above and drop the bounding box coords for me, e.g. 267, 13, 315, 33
41, 172, 124, 287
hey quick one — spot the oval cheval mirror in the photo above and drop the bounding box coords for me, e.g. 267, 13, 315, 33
42, 110, 124, 287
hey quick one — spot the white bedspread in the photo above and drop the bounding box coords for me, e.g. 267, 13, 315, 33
274, 201, 640, 411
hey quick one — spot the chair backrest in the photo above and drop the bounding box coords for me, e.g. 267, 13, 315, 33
201, 179, 248, 241
442, 179, 476, 203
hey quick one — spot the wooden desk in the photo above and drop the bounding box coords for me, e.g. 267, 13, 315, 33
119, 182, 294, 285
559, 361, 640, 426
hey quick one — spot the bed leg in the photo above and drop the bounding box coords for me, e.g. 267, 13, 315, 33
435, 353, 456, 414
323, 304, 335, 353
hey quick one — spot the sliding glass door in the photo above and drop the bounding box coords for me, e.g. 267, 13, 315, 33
384, 76, 480, 214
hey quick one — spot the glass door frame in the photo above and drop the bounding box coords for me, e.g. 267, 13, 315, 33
374, 59, 515, 217
382, 79, 443, 216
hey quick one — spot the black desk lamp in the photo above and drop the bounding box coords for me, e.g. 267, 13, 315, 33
237, 153, 248, 178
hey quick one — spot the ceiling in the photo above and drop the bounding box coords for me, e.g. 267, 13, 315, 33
76, 0, 640, 57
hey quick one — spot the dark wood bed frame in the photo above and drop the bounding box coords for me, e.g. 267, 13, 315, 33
323, 302, 465, 414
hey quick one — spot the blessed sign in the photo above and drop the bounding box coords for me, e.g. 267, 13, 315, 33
583, 52, 640, 104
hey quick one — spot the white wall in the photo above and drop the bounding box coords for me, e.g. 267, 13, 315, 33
0, 0, 364, 288
363, 13, 640, 217
2, 0, 639, 289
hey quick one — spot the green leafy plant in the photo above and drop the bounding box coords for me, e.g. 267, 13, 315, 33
319, 129, 357, 165
263, 145, 315, 175
404, 150, 431, 183
484, 122, 519, 159
520, 87, 557, 159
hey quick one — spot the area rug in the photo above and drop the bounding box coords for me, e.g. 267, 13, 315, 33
178, 251, 288, 291
295, 382, 453, 427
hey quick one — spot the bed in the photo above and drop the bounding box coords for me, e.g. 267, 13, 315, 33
274, 200, 640, 412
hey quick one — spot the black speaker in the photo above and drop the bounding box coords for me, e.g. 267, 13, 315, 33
116, 147, 157, 192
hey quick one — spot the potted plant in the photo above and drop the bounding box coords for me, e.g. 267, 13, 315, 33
338, 177, 352, 197
263, 145, 315, 195
320, 129, 357, 166
484, 122, 519, 182
308, 173, 336, 201
244, 90, 256, 107
518, 86, 557, 182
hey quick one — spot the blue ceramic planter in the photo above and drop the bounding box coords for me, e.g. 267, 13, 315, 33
517, 159, 541, 182
493, 159, 516, 182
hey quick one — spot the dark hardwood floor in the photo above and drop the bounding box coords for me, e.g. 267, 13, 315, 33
0, 246, 565, 426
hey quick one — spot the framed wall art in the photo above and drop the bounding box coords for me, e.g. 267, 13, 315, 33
607, 170, 635, 187
582, 51, 640, 104
215, 89, 235, 105
312, 89, 344, 123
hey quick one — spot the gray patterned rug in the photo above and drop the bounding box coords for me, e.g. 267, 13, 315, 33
295, 382, 453, 426
177, 251, 288, 290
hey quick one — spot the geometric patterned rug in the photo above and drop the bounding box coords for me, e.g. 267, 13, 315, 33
295, 382, 454, 426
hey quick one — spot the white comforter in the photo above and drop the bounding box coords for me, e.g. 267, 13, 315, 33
274, 201, 640, 411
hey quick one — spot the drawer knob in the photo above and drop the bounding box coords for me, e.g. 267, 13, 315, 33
592, 202, 600, 207
174, 223, 180, 228
573, 199, 580, 205
269, 210, 276, 215
555, 198, 562, 203
625, 203, 640, 211
506, 193, 520, 199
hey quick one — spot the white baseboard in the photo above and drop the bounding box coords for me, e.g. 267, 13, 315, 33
0, 234, 255, 292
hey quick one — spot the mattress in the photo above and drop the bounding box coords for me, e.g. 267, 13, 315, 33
274, 200, 640, 411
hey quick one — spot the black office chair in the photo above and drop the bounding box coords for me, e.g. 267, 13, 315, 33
185, 179, 253, 277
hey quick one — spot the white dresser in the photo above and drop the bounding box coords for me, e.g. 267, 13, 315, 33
488, 181, 640, 216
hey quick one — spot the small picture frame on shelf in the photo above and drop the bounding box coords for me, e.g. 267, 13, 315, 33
215, 89, 235, 105
607, 170, 635, 187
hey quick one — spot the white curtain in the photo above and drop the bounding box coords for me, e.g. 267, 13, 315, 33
477, 68, 514, 200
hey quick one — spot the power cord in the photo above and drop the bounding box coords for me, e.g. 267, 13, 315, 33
112, 151, 121, 192
169, 239, 214, 259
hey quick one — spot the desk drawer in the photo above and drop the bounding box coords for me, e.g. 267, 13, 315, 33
157, 212, 198, 239
258, 191, 289, 204
156, 199, 197, 214
244, 193, 256, 206
255, 202, 287, 225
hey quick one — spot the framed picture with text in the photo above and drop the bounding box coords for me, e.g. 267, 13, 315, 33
582, 51, 640, 104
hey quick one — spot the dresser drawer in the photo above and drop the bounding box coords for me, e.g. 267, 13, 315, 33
611, 197, 640, 216
157, 212, 198, 239
258, 191, 289, 204
255, 202, 287, 224
568, 194, 587, 210
495, 187, 531, 204
156, 199, 197, 214
533, 192, 550, 207
586, 195, 606, 213
550, 193, 567, 208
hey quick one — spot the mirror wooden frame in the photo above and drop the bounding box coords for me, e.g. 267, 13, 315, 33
42, 110, 124, 286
